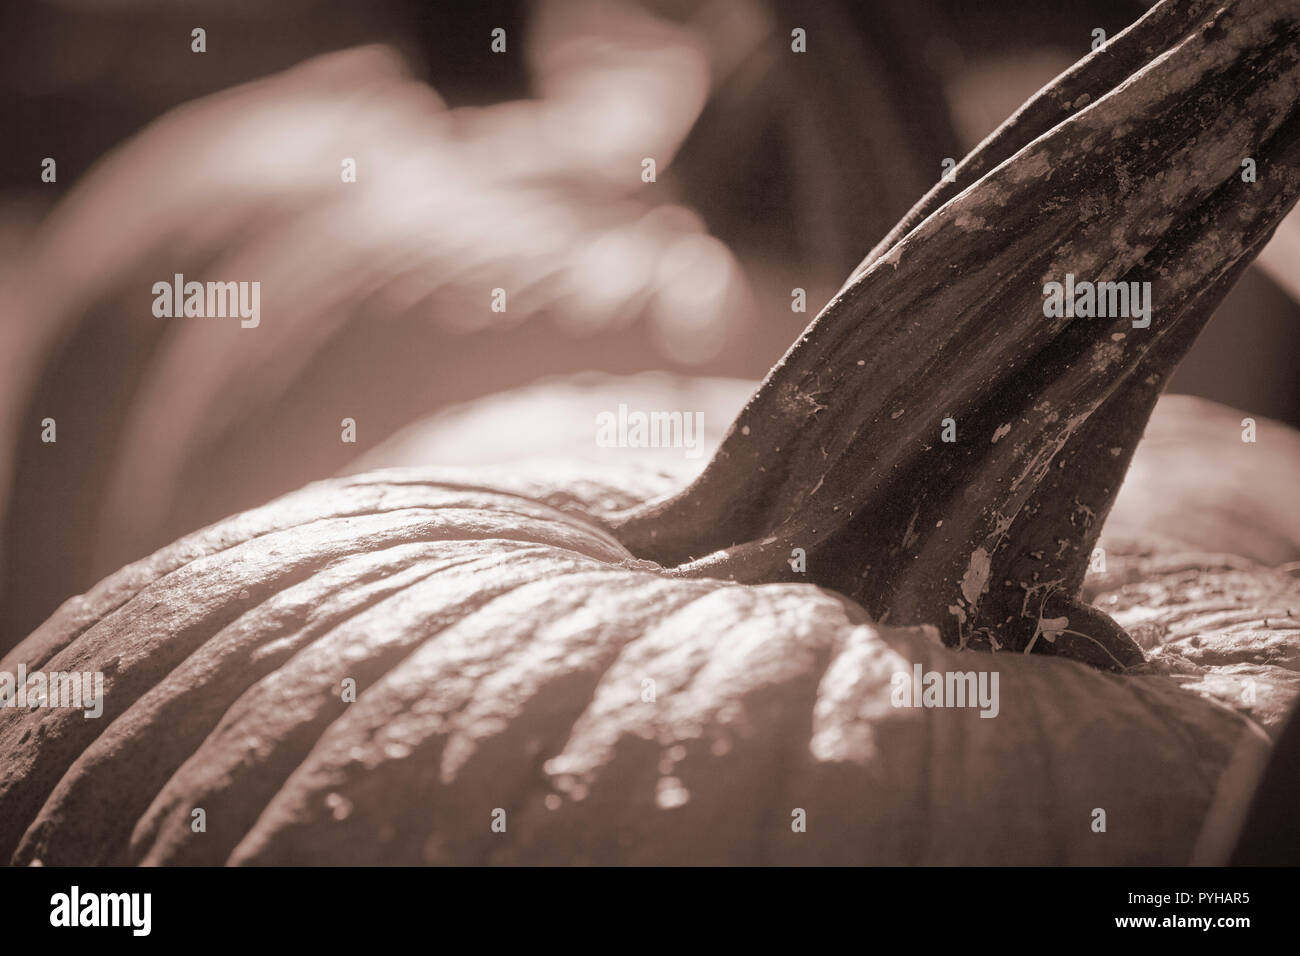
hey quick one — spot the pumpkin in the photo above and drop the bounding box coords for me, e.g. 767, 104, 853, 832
1, 419, 1297, 866
3, 0, 1300, 865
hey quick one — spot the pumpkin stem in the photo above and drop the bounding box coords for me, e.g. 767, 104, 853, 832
610, 0, 1300, 665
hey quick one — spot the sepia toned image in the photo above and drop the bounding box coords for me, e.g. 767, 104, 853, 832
0, 0, 1297, 916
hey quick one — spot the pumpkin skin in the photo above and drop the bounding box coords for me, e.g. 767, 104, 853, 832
0, 439, 1296, 866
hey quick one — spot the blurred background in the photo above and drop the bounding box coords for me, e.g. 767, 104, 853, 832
2, 0, 1298, 651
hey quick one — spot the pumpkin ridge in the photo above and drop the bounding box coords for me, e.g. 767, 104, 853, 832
502, 584, 868, 865
3, 476, 468, 665
755, 659, 835, 867
341, 469, 640, 550
18, 499, 621, 684
0, 511, 489, 860
128, 553, 634, 864
0, 503, 637, 862
431, 573, 713, 786
0, 516, 427, 843
1003, 665, 1070, 863
9, 542, 482, 866
802, 622, 929, 864
1, 476, 631, 672
543, 585, 815, 774
753, 629, 854, 867
231, 572, 714, 865
1118, 676, 1256, 826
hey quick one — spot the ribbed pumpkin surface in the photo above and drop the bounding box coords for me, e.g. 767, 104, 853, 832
2, 461, 1292, 865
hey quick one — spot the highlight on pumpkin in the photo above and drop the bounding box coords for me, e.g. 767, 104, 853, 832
0, 0, 1298, 889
